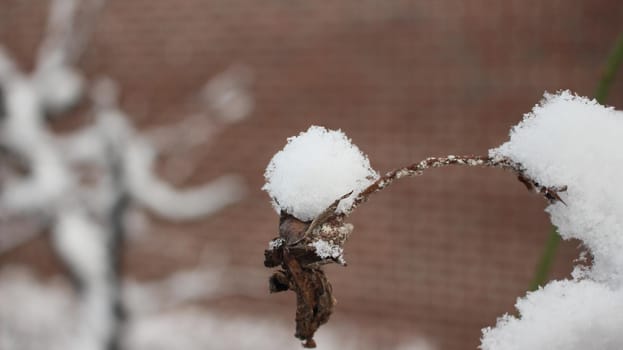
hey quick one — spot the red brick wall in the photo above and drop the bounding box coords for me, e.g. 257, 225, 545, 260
1, 1, 623, 349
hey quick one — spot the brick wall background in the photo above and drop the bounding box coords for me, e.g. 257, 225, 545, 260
1, 1, 623, 349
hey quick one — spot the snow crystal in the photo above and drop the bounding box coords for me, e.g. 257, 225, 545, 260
482, 91, 623, 350
268, 238, 285, 250
263, 125, 378, 221
309, 240, 343, 260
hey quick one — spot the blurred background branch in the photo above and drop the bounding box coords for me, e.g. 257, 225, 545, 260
0, 1, 253, 349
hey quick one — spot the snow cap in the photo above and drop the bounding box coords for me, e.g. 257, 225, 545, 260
263, 125, 378, 221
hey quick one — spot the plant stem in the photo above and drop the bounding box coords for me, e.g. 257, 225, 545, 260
595, 33, 623, 104
342, 155, 564, 218
529, 32, 623, 292
528, 227, 561, 291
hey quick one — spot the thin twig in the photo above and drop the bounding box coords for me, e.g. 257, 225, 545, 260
346, 155, 564, 216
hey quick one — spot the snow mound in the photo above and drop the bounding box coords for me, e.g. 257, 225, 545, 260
482, 91, 623, 350
481, 279, 623, 350
490, 90, 623, 284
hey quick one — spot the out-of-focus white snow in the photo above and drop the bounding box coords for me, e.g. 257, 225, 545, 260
263, 125, 378, 221
0, 76, 74, 212
52, 208, 117, 350
0, 268, 436, 350
482, 91, 623, 350
200, 65, 254, 123
52, 208, 108, 282
0, 268, 75, 350
124, 138, 246, 220
33, 64, 84, 114
0, 2, 255, 350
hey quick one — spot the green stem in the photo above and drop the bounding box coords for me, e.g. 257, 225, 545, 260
595, 33, 623, 104
528, 227, 561, 291
529, 33, 623, 291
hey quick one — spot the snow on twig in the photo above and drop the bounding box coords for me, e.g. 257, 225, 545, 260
262, 100, 581, 348
346, 154, 566, 216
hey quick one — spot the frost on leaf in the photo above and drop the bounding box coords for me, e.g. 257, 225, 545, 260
481, 91, 623, 350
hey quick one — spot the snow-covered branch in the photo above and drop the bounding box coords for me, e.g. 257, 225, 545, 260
262, 91, 623, 349
347, 154, 566, 215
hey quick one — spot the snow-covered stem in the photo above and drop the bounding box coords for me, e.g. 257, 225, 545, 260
346, 155, 563, 216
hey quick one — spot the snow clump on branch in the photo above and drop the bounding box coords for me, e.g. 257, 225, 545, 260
263, 125, 378, 222
491, 90, 623, 283
482, 91, 623, 350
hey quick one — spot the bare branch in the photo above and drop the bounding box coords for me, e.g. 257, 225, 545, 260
347, 155, 566, 216
145, 113, 221, 156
